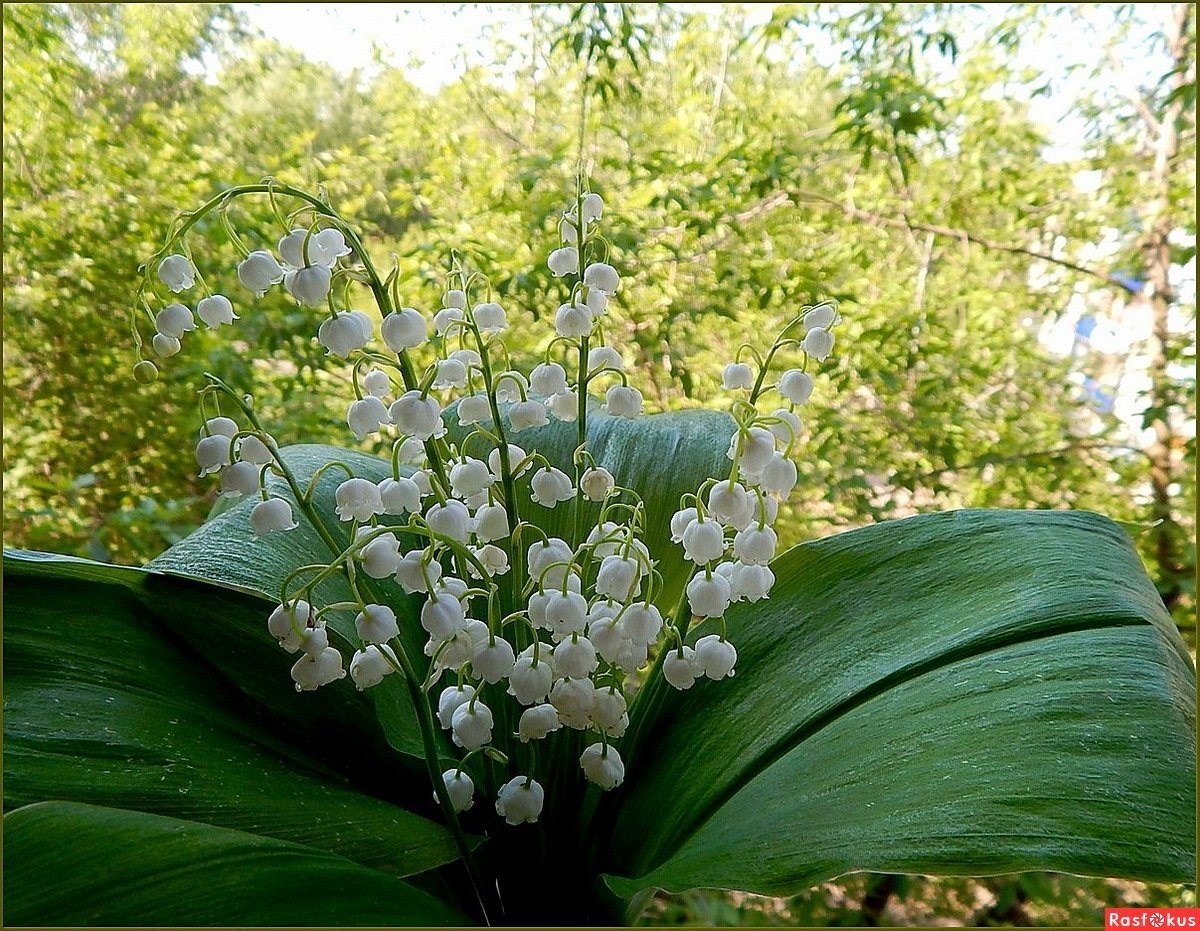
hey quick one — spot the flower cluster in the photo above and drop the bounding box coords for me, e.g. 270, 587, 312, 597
136, 180, 838, 832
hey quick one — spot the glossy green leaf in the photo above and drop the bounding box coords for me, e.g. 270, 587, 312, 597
4, 802, 469, 926
146, 444, 432, 758
3, 551, 461, 878
606, 510, 1195, 896
450, 405, 735, 608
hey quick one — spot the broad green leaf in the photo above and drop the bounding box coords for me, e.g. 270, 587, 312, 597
450, 405, 735, 609
3, 551, 462, 877
605, 510, 1195, 896
4, 802, 469, 926
147, 444, 432, 758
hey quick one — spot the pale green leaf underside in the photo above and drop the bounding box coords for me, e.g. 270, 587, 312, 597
605, 510, 1195, 897
3, 802, 469, 926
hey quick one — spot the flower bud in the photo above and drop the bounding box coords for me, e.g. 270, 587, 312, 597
581, 192, 604, 221
152, 333, 181, 358
362, 368, 391, 398
804, 302, 837, 330
133, 359, 159, 382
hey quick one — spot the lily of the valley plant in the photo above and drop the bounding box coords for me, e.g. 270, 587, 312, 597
2, 177, 1193, 927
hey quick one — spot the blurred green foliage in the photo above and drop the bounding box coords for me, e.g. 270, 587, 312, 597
3, 2, 1195, 924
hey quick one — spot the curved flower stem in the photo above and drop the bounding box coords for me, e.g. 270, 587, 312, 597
203, 373, 492, 923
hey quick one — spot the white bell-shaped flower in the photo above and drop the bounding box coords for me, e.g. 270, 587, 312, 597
439, 769, 475, 813
805, 301, 837, 330
395, 550, 441, 594
707, 481, 756, 530
389, 391, 444, 441
722, 362, 754, 390
457, 394, 491, 426
267, 599, 317, 653
471, 543, 510, 577
687, 571, 733, 617
314, 227, 352, 264
509, 647, 553, 704
767, 408, 802, 447
586, 286, 609, 315
588, 345, 623, 374
432, 306, 464, 336
547, 390, 579, 422
422, 593, 468, 640
251, 498, 297, 536
543, 589, 587, 640
157, 254, 195, 292
451, 699, 494, 750
200, 416, 239, 439
547, 246, 578, 276
587, 614, 625, 664
237, 250, 284, 296
291, 646, 345, 691
581, 192, 604, 221
580, 466, 615, 501
334, 478, 384, 522
472, 301, 507, 334
377, 477, 420, 515
347, 396, 390, 439
527, 537, 572, 581
590, 687, 628, 734
670, 507, 698, 543
432, 357, 468, 391
778, 369, 814, 405
359, 533, 402, 579
448, 458, 493, 500
731, 426, 777, 480
285, 264, 332, 307
583, 262, 620, 294
760, 453, 798, 498
508, 399, 549, 433
278, 228, 319, 268
552, 635, 598, 679
472, 636, 516, 684
734, 525, 777, 565
682, 518, 726, 565
237, 434, 275, 466
495, 776, 544, 824
197, 294, 237, 328
318, 313, 369, 358
731, 562, 774, 602
603, 384, 643, 418
196, 434, 232, 476
580, 743, 624, 789
693, 633, 738, 679
587, 521, 623, 559
362, 368, 391, 398
473, 503, 510, 543
442, 289, 467, 309
530, 467, 574, 508
530, 362, 568, 396
427, 499, 473, 543
219, 460, 260, 498
595, 553, 640, 602
350, 644, 397, 690
518, 703, 560, 742
492, 371, 526, 404
355, 603, 399, 644
554, 299, 593, 338
801, 326, 834, 362
663, 646, 698, 689
620, 602, 663, 646
381, 307, 428, 351
437, 685, 476, 729
152, 333, 181, 358
155, 303, 196, 339
549, 676, 595, 729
